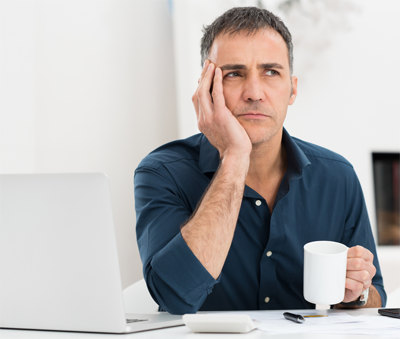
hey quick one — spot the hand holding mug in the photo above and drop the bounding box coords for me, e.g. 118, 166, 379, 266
342, 245, 376, 303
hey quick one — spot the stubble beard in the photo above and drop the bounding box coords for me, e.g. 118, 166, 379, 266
232, 102, 283, 147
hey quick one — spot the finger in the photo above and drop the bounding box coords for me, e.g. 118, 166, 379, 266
346, 270, 371, 289
342, 288, 362, 303
347, 257, 377, 286
345, 277, 364, 296
347, 256, 376, 273
193, 60, 211, 120
197, 60, 211, 94
192, 91, 200, 120
346, 257, 368, 271
211, 67, 226, 112
197, 63, 215, 117
347, 245, 373, 262
200, 60, 210, 80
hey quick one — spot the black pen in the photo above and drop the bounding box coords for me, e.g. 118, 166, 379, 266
283, 312, 305, 324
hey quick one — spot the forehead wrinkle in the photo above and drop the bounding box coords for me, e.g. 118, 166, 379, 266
210, 28, 291, 73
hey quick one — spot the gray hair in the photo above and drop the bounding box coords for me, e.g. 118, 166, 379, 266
200, 6, 294, 75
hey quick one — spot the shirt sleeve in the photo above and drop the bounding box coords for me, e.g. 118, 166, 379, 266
134, 165, 219, 314
341, 167, 387, 307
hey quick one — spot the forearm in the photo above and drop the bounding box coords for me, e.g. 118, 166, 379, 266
333, 285, 382, 309
362, 285, 382, 308
181, 154, 249, 279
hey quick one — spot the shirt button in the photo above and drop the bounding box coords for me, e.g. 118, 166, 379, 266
255, 200, 262, 206
266, 251, 272, 257
264, 297, 270, 303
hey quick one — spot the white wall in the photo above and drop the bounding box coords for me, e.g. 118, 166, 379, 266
285, 2, 400, 295
0, 0, 178, 288
284, 0, 400, 241
1, 1, 37, 172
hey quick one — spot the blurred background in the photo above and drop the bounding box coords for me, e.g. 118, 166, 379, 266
1, 0, 399, 296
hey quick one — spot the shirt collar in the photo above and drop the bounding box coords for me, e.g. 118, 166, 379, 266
199, 128, 311, 177
282, 128, 311, 179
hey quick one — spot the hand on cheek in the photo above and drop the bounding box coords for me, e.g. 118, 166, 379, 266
192, 60, 252, 158
342, 245, 376, 303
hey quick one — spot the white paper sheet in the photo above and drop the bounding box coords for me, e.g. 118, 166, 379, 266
214, 311, 400, 337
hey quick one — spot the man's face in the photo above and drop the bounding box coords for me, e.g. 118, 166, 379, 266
208, 29, 297, 147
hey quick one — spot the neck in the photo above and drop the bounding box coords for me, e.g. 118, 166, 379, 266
245, 129, 288, 213
247, 129, 287, 181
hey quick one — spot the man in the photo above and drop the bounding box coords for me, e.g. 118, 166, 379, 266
134, 7, 386, 314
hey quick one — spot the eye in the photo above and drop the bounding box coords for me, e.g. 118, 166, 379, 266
225, 72, 240, 78
266, 69, 279, 76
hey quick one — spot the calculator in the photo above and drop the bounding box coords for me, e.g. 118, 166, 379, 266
378, 308, 400, 319
183, 314, 258, 333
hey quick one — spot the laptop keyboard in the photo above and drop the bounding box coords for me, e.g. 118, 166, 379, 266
126, 319, 149, 323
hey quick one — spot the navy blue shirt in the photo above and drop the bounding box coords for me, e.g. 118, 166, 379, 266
134, 129, 386, 314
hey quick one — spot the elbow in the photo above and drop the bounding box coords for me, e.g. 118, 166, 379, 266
150, 286, 205, 315
160, 301, 200, 315
146, 273, 206, 315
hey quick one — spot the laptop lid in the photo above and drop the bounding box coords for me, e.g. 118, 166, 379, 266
0, 173, 182, 333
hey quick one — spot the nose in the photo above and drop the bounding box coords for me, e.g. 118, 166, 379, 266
242, 75, 265, 102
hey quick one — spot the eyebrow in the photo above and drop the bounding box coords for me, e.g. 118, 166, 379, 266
219, 63, 284, 71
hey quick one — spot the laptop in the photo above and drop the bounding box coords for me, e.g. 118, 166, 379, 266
0, 173, 183, 333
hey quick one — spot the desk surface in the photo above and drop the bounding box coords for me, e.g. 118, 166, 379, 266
0, 308, 395, 339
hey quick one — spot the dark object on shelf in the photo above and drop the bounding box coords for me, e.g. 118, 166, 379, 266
372, 152, 400, 245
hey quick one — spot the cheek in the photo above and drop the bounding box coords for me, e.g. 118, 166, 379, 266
267, 84, 292, 106
222, 83, 242, 111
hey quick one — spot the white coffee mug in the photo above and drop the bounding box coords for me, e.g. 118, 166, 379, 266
303, 241, 348, 305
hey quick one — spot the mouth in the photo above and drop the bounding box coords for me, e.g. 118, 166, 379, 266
236, 112, 269, 120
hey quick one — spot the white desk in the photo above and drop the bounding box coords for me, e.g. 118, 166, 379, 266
0, 308, 395, 339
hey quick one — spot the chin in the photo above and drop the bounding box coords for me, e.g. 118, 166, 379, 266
246, 126, 282, 146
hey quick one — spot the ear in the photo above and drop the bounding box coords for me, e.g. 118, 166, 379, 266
289, 76, 298, 105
